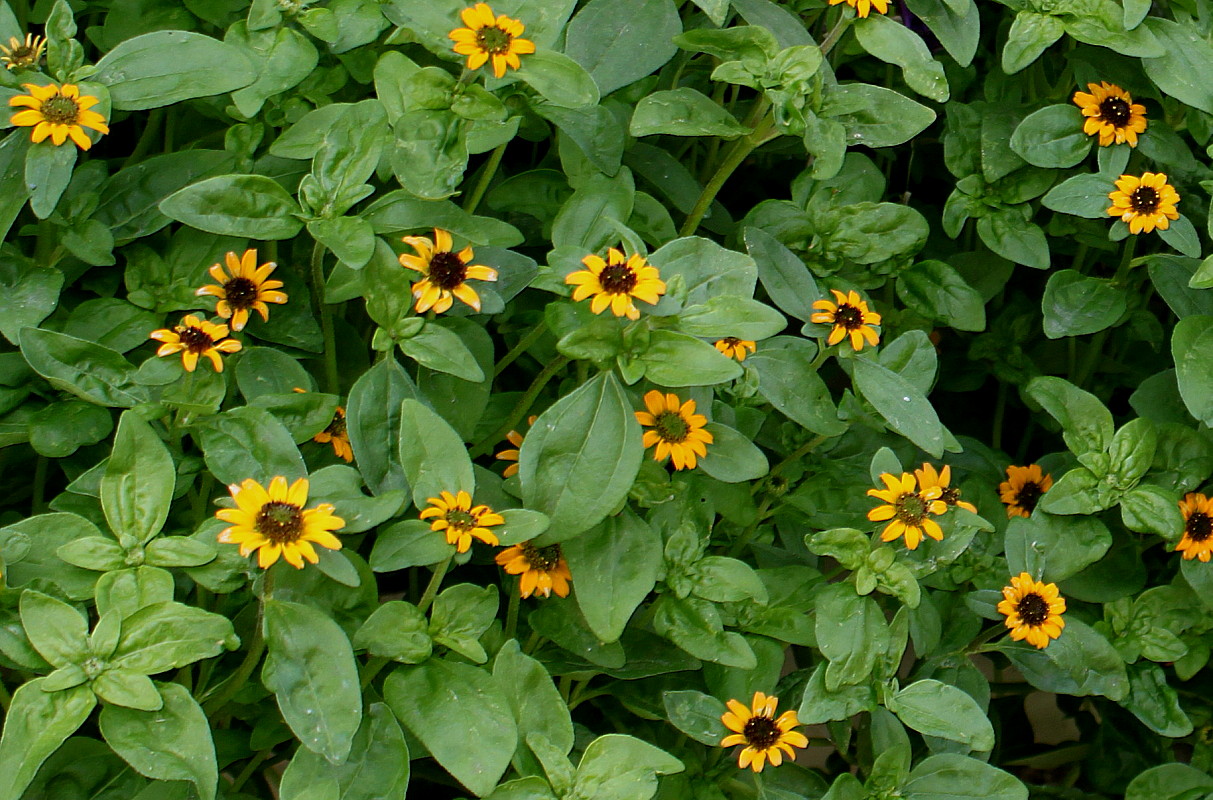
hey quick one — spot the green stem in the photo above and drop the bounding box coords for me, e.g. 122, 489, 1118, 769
417, 554, 453, 614
0, 675, 10, 711
229, 749, 273, 793
1075, 236, 1137, 389
757, 433, 828, 494
469, 356, 570, 458
463, 141, 508, 215
966, 623, 1007, 654
309, 241, 340, 394
819, 13, 852, 57
504, 578, 521, 641
31, 455, 48, 514
679, 100, 776, 237
202, 571, 273, 717
359, 656, 389, 689
494, 321, 547, 378
729, 494, 775, 557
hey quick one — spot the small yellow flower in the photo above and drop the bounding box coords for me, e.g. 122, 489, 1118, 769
565, 247, 666, 321
997, 572, 1066, 649
829, 0, 888, 17
195, 249, 288, 332
496, 542, 572, 598
721, 692, 808, 772
419, 490, 504, 553
1107, 172, 1180, 234
9, 82, 109, 150
810, 289, 881, 351
1073, 82, 1147, 147
714, 337, 756, 362
999, 464, 1052, 519
495, 415, 536, 478
635, 390, 713, 471
0, 34, 45, 70
449, 2, 536, 78
216, 477, 345, 570
867, 471, 947, 550
914, 463, 977, 513
316, 407, 352, 462
400, 228, 498, 314
148, 314, 242, 373
1177, 492, 1213, 562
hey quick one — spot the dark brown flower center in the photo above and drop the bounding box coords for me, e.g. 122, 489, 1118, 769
1015, 482, 1043, 514
721, 337, 742, 347
1186, 511, 1213, 543
1130, 186, 1160, 213
599, 263, 638, 294
521, 542, 562, 571
5, 44, 37, 66
834, 304, 864, 330
940, 486, 962, 506
476, 25, 513, 55
178, 326, 215, 354
1016, 592, 1049, 626
222, 277, 259, 309
895, 492, 928, 523
325, 414, 347, 438
743, 715, 781, 749
446, 508, 477, 531
41, 94, 80, 125
1098, 96, 1131, 126
654, 411, 689, 443
428, 251, 468, 290
255, 501, 304, 543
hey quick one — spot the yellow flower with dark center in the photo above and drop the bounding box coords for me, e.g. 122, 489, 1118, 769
9, 82, 109, 150
867, 471, 947, 550
997, 572, 1066, 649
496, 541, 572, 598
148, 314, 242, 373
195, 249, 288, 332
635, 390, 714, 470
495, 415, 536, 478
810, 289, 881, 351
999, 464, 1052, 519
828, 0, 888, 17
914, 463, 977, 513
721, 692, 808, 772
1073, 82, 1147, 147
449, 2, 536, 79
1177, 492, 1213, 562
316, 407, 352, 462
420, 490, 504, 552
565, 247, 667, 321
0, 34, 45, 70
714, 337, 756, 362
400, 228, 498, 314
1107, 172, 1180, 234
216, 476, 345, 570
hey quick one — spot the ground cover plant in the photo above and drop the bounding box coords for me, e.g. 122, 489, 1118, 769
3, 0, 1213, 797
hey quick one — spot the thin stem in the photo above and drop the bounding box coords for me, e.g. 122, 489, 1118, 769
309, 241, 340, 394
819, 13, 852, 57
0, 675, 10, 711
31, 455, 48, 514
966, 623, 1007, 654
729, 494, 775, 557
202, 571, 273, 717
1075, 236, 1137, 389
756, 434, 829, 494
359, 656, 389, 689
417, 554, 453, 614
469, 356, 570, 458
494, 321, 547, 378
504, 578, 521, 641
463, 141, 508, 215
229, 749, 273, 793
679, 100, 776, 237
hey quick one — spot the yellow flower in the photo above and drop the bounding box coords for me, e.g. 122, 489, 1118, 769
721, 692, 808, 772
9, 82, 109, 151
195, 249, 288, 332
997, 572, 1066, 649
1177, 492, 1213, 562
714, 337, 756, 362
810, 289, 881, 351
0, 34, 45, 70
496, 542, 572, 598
216, 477, 345, 570
316, 407, 352, 462
1107, 172, 1180, 234
449, 2, 536, 79
565, 247, 666, 321
419, 490, 504, 553
400, 228, 498, 314
828, 0, 888, 18
635, 390, 713, 471
495, 415, 536, 478
867, 471, 947, 550
1073, 82, 1147, 147
148, 314, 242, 373
914, 463, 977, 513
999, 464, 1052, 519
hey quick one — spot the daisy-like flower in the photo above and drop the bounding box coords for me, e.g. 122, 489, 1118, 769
714, 337, 756, 362
565, 247, 667, 321
291, 388, 352, 462
216, 476, 345, 570
635, 390, 714, 471
148, 314, 242, 373
420, 490, 504, 553
997, 572, 1066, 649
867, 471, 948, 550
1107, 172, 1180, 234
810, 289, 881, 351
1177, 492, 1213, 562
496, 541, 572, 599
495, 415, 536, 478
999, 464, 1052, 519
9, 83, 109, 151
0, 34, 46, 70
400, 228, 498, 314
914, 463, 978, 513
449, 2, 536, 79
720, 692, 808, 772
1073, 82, 1147, 147
195, 249, 288, 332
828, 0, 888, 18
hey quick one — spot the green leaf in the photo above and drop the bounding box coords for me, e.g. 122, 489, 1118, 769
1026, 376, 1113, 455
192, 406, 306, 485
278, 702, 410, 800
635, 330, 743, 386
390, 109, 467, 200
1158, 214, 1202, 259
398, 398, 475, 509
95, 567, 175, 621
20, 327, 147, 408
1004, 513, 1110, 583
1002, 11, 1064, 74
493, 640, 576, 757
0, 259, 62, 346
903, 0, 979, 67
1121, 484, 1183, 537
101, 412, 174, 547
515, 51, 600, 109
28, 400, 113, 458
1041, 269, 1127, 338
1041, 173, 1114, 219
697, 423, 769, 484
749, 337, 846, 436
854, 15, 949, 102
569, 734, 683, 800
886, 679, 995, 751
1171, 316, 1213, 426
1009, 105, 1091, 168
112, 601, 235, 674
1119, 662, 1193, 737
1142, 19, 1213, 115
0, 680, 96, 800
144, 536, 216, 568
999, 618, 1128, 700
820, 83, 936, 148
674, 296, 786, 341
19, 590, 89, 668
797, 664, 876, 724
550, 169, 635, 252
228, 24, 318, 117
896, 260, 986, 332
429, 583, 498, 663
263, 600, 363, 763
652, 595, 756, 668
976, 209, 1048, 269
631, 88, 750, 139
853, 357, 951, 458
1125, 764, 1213, 800
160, 175, 304, 240
308, 218, 376, 270
346, 357, 416, 496
1, 513, 102, 599
25, 139, 76, 219
744, 226, 820, 322
649, 235, 758, 306
566, 0, 681, 97
662, 689, 727, 746
563, 508, 661, 642
369, 519, 454, 570
903, 754, 1027, 800
815, 585, 889, 691
353, 600, 432, 663
398, 322, 485, 381
94, 31, 258, 110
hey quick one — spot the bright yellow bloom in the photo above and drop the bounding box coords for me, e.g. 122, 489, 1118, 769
721, 692, 808, 772
449, 2, 536, 78
914, 463, 977, 513
496, 542, 572, 598
148, 314, 242, 373
635, 390, 713, 471
419, 490, 504, 552
9, 82, 109, 150
999, 464, 1052, 519
495, 415, 536, 478
216, 477, 345, 570
0, 34, 45, 70
1107, 172, 1180, 234
316, 407, 352, 462
195, 249, 288, 332
714, 337, 756, 362
400, 228, 498, 314
1177, 492, 1213, 562
998, 572, 1066, 649
1073, 82, 1147, 147
829, 0, 888, 17
565, 247, 666, 321
810, 289, 881, 351
867, 471, 947, 550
